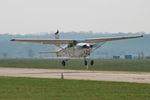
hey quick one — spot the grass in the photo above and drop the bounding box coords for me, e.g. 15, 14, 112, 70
0, 59, 150, 72
0, 76, 150, 100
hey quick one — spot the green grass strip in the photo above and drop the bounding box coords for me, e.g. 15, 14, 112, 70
0, 59, 150, 72
0, 77, 150, 100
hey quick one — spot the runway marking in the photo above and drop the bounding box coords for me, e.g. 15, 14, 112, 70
0, 67, 150, 83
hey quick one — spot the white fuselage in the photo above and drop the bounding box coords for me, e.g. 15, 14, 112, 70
56, 43, 92, 57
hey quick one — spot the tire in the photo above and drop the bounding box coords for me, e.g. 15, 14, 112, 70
84, 60, 87, 66
90, 60, 94, 66
62, 61, 66, 66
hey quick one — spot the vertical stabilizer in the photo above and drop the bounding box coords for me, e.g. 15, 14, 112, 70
55, 30, 59, 39
54, 30, 61, 51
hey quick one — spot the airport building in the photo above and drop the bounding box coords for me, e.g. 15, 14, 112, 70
124, 55, 132, 59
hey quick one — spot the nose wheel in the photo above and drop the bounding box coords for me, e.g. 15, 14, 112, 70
84, 57, 94, 69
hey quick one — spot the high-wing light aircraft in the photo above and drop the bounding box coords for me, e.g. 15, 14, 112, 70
11, 30, 143, 68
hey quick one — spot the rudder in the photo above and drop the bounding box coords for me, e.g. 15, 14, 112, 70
54, 30, 61, 51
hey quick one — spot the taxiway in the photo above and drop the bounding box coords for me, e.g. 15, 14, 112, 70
0, 67, 150, 83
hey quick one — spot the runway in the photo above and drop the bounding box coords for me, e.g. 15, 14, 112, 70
0, 67, 150, 83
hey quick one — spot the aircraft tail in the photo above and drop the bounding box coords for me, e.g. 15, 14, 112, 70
55, 30, 59, 39
39, 51, 61, 57
40, 30, 62, 56
54, 30, 62, 51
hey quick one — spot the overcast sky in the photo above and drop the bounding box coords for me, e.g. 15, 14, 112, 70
0, 0, 150, 34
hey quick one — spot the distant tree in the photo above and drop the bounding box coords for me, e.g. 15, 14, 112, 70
2, 52, 8, 58
28, 49, 34, 58
141, 52, 145, 59
146, 56, 150, 59
138, 52, 145, 59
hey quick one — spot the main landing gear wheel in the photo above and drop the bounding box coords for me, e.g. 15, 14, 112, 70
84, 60, 88, 66
61, 61, 66, 66
90, 60, 94, 66
84, 57, 89, 69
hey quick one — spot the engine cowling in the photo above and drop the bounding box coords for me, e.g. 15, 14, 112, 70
77, 43, 93, 48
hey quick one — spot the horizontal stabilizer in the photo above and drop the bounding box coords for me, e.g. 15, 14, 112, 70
39, 51, 58, 54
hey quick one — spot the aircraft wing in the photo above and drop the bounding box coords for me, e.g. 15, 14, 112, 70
11, 35, 143, 44
86, 35, 143, 43
10, 39, 75, 44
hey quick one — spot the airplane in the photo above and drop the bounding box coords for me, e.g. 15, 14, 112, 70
11, 30, 143, 69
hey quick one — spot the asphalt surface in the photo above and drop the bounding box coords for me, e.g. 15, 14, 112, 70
0, 67, 150, 83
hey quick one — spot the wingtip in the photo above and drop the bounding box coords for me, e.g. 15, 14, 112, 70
10, 39, 16, 41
